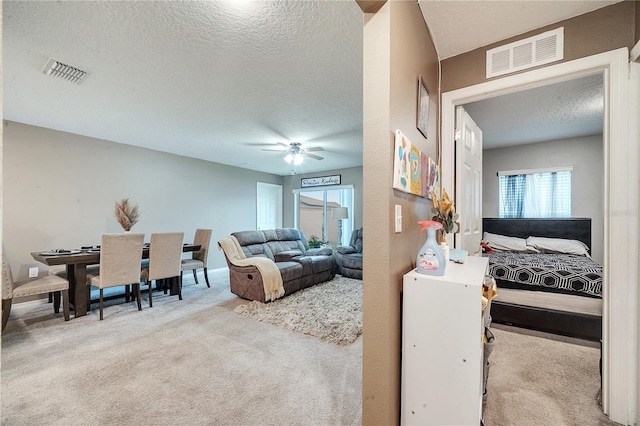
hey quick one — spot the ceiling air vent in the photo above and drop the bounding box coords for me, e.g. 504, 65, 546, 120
42, 58, 89, 84
486, 27, 563, 79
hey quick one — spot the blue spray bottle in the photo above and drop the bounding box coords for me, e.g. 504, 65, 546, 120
416, 220, 446, 276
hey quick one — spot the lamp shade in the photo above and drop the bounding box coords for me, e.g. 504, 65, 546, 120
331, 207, 349, 220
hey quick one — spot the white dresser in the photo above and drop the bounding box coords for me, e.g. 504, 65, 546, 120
401, 256, 489, 426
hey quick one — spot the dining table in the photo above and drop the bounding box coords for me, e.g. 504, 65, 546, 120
31, 243, 201, 317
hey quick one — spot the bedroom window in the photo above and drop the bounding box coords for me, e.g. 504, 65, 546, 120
498, 167, 572, 218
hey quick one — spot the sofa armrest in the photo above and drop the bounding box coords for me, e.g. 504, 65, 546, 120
306, 247, 333, 256
336, 246, 357, 255
274, 250, 303, 262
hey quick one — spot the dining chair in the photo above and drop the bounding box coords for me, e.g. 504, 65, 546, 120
2, 250, 70, 331
180, 228, 212, 287
86, 233, 144, 320
141, 232, 184, 307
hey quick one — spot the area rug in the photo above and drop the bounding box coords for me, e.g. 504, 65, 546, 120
234, 275, 362, 345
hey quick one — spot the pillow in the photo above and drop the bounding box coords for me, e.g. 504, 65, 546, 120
482, 232, 539, 253
526, 236, 590, 256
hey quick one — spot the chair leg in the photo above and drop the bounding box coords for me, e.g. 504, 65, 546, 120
148, 279, 153, 308
2, 299, 12, 331
62, 289, 70, 321
99, 289, 104, 320
192, 269, 198, 284
125, 285, 131, 302
204, 268, 210, 288
48, 292, 53, 303
53, 291, 61, 313
178, 275, 183, 300
136, 284, 142, 311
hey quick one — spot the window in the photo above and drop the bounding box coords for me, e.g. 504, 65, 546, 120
498, 167, 571, 218
293, 186, 354, 247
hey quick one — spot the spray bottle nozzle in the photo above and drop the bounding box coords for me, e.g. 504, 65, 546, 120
418, 220, 444, 233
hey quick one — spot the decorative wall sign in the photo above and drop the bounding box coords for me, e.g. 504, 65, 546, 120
301, 174, 341, 188
417, 76, 430, 138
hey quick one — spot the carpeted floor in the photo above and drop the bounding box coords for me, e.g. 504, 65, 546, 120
1, 270, 362, 426
483, 324, 616, 426
2, 269, 617, 426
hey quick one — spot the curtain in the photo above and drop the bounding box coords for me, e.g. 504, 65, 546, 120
500, 171, 571, 218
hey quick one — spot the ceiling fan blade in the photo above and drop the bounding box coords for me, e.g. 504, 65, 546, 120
276, 141, 291, 148
262, 148, 287, 152
304, 146, 324, 152
304, 152, 324, 161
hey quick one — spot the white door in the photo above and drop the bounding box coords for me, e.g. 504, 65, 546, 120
455, 106, 483, 254
256, 182, 282, 230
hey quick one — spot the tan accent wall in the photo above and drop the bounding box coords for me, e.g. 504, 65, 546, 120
360, 1, 438, 424
441, 1, 636, 92
635, 0, 640, 43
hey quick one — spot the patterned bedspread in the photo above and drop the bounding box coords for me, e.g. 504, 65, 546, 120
484, 252, 602, 298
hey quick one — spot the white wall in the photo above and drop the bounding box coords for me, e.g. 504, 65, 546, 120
2, 121, 283, 280
482, 134, 604, 264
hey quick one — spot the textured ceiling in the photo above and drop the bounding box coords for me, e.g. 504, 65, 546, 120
418, 0, 622, 60
3, 1, 363, 176
3, 1, 617, 176
464, 73, 604, 150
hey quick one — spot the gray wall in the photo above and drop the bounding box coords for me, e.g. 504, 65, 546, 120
3, 121, 364, 281
482, 134, 604, 263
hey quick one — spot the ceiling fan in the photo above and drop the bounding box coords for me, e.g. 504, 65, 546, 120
262, 142, 324, 165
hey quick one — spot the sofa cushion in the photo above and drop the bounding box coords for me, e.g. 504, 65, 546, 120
233, 230, 267, 245
274, 250, 303, 262
275, 228, 303, 241
342, 253, 363, 270
276, 261, 303, 282
337, 246, 357, 255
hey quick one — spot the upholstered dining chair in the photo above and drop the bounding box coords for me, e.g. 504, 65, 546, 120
86, 233, 144, 320
141, 232, 184, 307
2, 250, 70, 331
181, 228, 212, 287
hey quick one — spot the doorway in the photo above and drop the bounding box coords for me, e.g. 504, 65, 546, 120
441, 48, 633, 422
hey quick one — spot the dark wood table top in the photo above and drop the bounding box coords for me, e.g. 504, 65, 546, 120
32, 243, 201, 266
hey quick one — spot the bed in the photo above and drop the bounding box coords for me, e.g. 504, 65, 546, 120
482, 218, 602, 342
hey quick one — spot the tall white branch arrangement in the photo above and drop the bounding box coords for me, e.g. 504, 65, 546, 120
114, 198, 140, 232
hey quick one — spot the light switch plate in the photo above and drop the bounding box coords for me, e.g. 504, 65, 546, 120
395, 205, 402, 233
29, 267, 39, 278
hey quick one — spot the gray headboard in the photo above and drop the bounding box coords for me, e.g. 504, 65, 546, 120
482, 218, 592, 252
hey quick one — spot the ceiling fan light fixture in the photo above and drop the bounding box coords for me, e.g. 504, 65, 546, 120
284, 152, 304, 165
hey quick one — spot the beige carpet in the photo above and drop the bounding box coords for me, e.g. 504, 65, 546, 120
234, 276, 362, 345
484, 324, 617, 426
1, 270, 362, 425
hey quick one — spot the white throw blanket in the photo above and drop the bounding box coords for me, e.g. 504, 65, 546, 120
218, 236, 285, 302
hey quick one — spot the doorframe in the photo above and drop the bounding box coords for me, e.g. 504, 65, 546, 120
441, 48, 634, 424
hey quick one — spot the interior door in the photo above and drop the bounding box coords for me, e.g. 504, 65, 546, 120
256, 182, 282, 230
455, 106, 483, 254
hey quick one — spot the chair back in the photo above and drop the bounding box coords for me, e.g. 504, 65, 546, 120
1, 250, 14, 300
192, 229, 212, 266
148, 232, 184, 281
98, 233, 145, 289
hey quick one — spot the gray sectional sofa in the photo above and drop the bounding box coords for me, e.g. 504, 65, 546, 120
335, 227, 363, 279
219, 228, 336, 302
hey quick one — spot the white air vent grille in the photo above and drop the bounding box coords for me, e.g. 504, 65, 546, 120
486, 27, 563, 79
42, 58, 88, 84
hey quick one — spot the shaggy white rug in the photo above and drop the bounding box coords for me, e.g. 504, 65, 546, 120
234, 275, 362, 345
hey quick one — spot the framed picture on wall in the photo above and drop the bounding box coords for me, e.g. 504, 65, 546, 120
417, 76, 429, 138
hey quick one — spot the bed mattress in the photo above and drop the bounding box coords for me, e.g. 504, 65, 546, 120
484, 252, 602, 298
